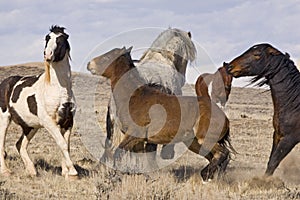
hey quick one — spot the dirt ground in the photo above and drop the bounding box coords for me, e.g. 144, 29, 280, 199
0, 63, 299, 200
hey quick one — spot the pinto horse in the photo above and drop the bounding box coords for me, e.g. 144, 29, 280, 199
197, 67, 232, 108
91, 47, 233, 181
0, 25, 77, 178
225, 43, 300, 176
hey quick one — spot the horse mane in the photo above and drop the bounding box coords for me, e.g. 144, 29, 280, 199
139, 28, 197, 62
250, 53, 295, 86
50, 25, 66, 34
251, 52, 300, 109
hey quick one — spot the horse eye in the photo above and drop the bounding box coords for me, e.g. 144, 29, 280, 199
45, 35, 50, 41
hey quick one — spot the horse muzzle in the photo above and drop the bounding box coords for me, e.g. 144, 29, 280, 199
44, 50, 53, 62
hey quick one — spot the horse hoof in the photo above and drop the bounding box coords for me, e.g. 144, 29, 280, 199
65, 174, 79, 180
160, 146, 175, 160
2, 170, 12, 177
26, 169, 37, 177
201, 178, 212, 184
200, 167, 214, 182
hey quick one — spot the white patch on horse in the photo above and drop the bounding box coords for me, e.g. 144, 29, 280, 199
207, 81, 213, 98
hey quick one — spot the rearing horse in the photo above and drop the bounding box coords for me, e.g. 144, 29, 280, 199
88, 28, 197, 162
225, 43, 300, 176
90, 47, 233, 181
0, 25, 77, 178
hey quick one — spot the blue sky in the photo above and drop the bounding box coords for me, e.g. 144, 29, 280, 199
1, 0, 300, 85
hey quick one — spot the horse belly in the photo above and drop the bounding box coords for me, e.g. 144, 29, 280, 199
10, 102, 40, 128
10, 86, 41, 127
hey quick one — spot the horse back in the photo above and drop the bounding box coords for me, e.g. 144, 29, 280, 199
0, 76, 23, 113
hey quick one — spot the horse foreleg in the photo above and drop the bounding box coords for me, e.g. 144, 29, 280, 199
61, 128, 71, 177
16, 128, 38, 176
0, 111, 11, 176
269, 131, 281, 161
265, 134, 298, 176
100, 105, 114, 163
113, 134, 144, 161
42, 119, 77, 178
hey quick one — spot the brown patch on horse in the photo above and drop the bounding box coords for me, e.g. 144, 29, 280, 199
27, 95, 38, 115
12, 76, 39, 103
0, 76, 22, 112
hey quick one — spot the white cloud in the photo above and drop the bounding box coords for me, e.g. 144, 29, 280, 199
0, 0, 300, 86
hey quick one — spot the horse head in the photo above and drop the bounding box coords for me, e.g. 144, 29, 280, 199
44, 25, 70, 63
225, 43, 282, 78
139, 28, 197, 76
87, 46, 133, 78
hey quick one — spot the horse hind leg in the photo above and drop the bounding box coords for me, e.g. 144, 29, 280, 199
160, 144, 175, 159
265, 134, 298, 176
182, 137, 216, 182
113, 134, 144, 162
0, 110, 11, 176
16, 127, 38, 176
200, 144, 230, 181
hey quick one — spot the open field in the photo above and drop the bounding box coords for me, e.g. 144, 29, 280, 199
0, 63, 299, 199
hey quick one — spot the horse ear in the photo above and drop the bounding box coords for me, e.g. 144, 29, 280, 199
267, 47, 281, 56
223, 62, 228, 67
188, 32, 192, 38
126, 46, 133, 53
285, 53, 290, 58
120, 46, 127, 54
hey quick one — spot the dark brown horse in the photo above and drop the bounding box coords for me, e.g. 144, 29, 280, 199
225, 43, 300, 176
197, 67, 232, 108
89, 47, 234, 181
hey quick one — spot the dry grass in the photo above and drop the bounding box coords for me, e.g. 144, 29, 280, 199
0, 64, 299, 199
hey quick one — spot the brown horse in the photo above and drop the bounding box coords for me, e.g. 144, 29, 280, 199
90, 28, 197, 162
89, 47, 233, 181
196, 67, 232, 108
225, 43, 300, 176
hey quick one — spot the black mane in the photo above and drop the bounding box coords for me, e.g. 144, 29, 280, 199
251, 52, 300, 110
50, 25, 67, 35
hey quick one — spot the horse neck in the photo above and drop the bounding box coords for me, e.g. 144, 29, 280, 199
45, 54, 72, 90
268, 61, 300, 112
110, 62, 144, 92
110, 66, 146, 108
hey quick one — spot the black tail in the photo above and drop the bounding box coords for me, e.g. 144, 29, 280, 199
218, 121, 237, 156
